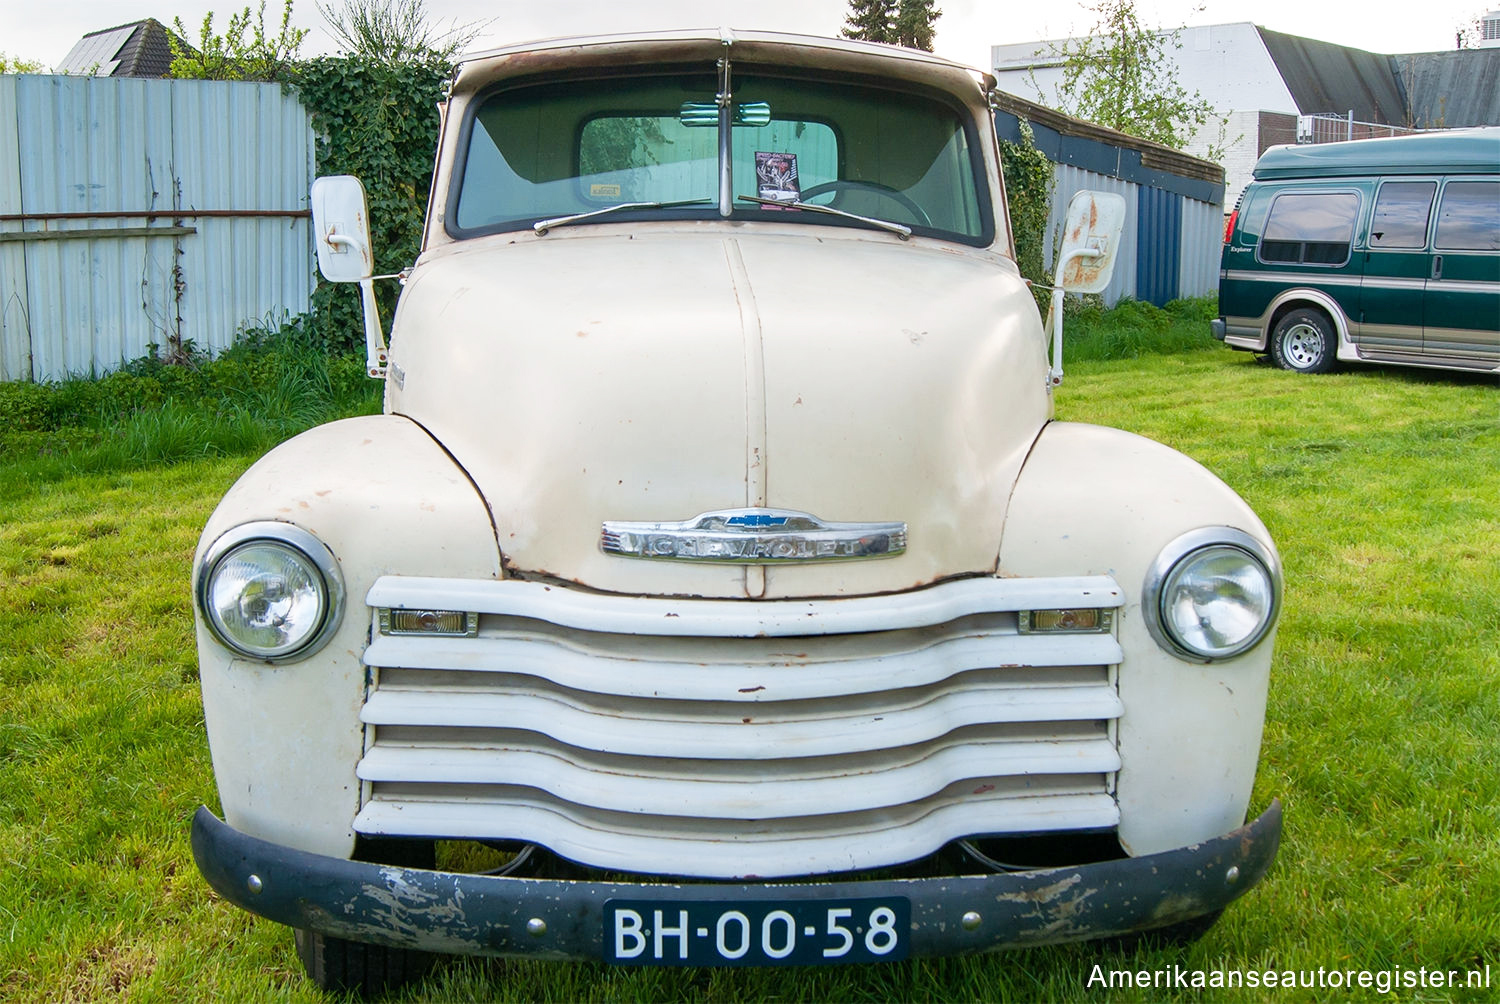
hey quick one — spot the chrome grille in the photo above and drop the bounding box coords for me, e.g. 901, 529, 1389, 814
355, 575, 1124, 878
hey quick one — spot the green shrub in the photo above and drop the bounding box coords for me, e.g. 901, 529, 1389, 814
0, 317, 382, 475
0, 380, 51, 432
1064, 294, 1220, 360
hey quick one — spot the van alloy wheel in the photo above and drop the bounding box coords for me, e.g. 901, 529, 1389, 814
1270, 308, 1337, 373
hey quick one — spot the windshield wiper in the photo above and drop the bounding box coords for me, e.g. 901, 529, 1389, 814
736, 195, 911, 240
533, 198, 714, 235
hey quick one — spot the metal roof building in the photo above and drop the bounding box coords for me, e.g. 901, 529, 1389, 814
992, 22, 1500, 213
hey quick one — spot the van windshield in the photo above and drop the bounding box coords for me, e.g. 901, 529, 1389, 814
451, 68, 990, 244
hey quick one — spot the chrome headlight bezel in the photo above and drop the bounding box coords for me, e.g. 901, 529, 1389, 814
194, 521, 345, 663
1142, 526, 1282, 664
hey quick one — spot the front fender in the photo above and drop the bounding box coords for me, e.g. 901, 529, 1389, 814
194, 416, 501, 858
998, 422, 1278, 856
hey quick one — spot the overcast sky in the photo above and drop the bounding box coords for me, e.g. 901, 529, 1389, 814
2, 0, 1488, 74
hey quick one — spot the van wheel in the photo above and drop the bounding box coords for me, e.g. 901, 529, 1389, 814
294, 928, 436, 997
1270, 308, 1337, 373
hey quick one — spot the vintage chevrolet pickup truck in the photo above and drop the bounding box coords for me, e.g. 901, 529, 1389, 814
189, 29, 1283, 995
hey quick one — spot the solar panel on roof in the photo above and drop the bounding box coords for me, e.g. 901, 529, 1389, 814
54, 26, 135, 75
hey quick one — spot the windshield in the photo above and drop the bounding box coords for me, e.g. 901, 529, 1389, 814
450, 67, 991, 244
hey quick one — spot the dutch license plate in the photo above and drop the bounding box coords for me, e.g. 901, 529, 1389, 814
604, 896, 910, 966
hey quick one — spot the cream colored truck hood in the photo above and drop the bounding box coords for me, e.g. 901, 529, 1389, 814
388, 227, 1050, 599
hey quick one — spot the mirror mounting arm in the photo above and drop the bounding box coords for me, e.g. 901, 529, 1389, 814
321, 231, 390, 379
357, 277, 389, 379
1045, 247, 1102, 390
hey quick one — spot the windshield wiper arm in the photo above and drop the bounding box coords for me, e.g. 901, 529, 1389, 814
735, 195, 911, 240
533, 198, 714, 235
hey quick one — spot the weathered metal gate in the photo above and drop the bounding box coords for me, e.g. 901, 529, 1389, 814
0, 75, 315, 382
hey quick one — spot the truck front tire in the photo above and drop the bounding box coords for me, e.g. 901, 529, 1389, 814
294, 928, 436, 997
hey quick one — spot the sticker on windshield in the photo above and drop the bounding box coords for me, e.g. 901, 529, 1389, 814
590, 183, 622, 199
755, 152, 799, 207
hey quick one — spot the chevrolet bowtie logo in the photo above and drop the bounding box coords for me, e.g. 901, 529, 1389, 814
601, 508, 906, 563
724, 513, 790, 528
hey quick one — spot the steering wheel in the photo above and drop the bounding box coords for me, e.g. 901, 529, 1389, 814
798, 180, 932, 228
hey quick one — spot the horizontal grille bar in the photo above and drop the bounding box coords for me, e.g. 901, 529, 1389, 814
365, 575, 1123, 637
363, 625, 1122, 702
361, 670, 1121, 760
357, 728, 1120, 819
353, 781, 1120, 878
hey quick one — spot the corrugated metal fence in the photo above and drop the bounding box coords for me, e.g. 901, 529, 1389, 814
0, 75, 314, 382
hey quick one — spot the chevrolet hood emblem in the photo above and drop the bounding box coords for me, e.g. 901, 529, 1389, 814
602, 508, 906, 563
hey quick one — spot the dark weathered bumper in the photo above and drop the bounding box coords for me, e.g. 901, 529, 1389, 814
191, 801, 1280, 962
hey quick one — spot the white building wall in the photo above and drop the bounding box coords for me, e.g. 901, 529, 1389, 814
1190, 109, 1270, 212
992, 23, 1298, 119
992, 22, 1299, 215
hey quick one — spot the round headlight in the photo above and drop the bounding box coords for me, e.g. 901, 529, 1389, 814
196, 523, 344, 662
1144, 528, 1281, 663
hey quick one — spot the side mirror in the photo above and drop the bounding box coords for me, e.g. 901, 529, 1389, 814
1056, 190, 1126, 293
1044, 191, 1128, 388
310, 175, 374, 283
310, 175, 387, 378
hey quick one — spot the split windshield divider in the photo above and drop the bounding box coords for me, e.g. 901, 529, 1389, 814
718, 40, 734, 218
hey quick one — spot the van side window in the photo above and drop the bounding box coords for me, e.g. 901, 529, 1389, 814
1434, 181, 1500, 251
1237, 187, 1272, 240
1259, 192, 1359, 265
1370, 181, 1436, 248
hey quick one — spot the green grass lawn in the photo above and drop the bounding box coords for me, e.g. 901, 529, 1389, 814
1, 344, 1496, 1002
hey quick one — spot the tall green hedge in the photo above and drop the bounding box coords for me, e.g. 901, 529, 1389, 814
293, 57, 451, 351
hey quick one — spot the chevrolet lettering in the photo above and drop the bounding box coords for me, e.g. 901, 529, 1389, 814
190, 28, 1285, 997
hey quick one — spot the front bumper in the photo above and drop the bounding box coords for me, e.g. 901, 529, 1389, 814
191, 801, 1281, 962
1210, 318, 1227, 341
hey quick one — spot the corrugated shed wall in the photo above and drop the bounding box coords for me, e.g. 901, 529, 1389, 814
0, 75, 314, 382
1178, 196, 1222, 300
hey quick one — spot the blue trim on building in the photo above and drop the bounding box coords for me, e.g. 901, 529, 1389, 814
994, 109, 1225, 204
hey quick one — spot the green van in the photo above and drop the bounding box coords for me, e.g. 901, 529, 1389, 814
1214, 129, 1499, 374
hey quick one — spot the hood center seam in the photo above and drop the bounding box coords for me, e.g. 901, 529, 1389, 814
723, 237, 770, 598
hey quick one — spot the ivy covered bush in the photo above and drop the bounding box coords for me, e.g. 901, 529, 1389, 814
999, 120, 1054, 305
293, 57, 451, 351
